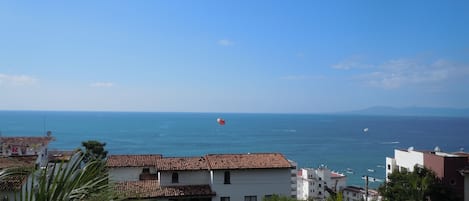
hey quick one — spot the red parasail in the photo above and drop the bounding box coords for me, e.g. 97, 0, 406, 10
217, 118, 226, 125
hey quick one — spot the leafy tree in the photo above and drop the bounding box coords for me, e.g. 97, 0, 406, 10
378, 165, 458, 201
0, 151, 121, 201
263, 194, 299, 201
326, 192, 343, 201
81, 140, 108, 162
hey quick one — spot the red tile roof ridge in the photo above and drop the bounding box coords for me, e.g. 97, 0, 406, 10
205, 153, 292, 170
205, 152, 285, 156
106, 154, 163, 167
156, 156, 209, 171
109, 154, 163, 156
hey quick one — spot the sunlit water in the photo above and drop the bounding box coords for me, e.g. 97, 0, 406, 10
1, 111, 468, 188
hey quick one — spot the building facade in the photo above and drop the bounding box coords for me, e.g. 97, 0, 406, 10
107, 153, 295, 201
296, 165, 347, 200
342, 186, 381, 201
386, 148, 469, 201
0, 134, 54, 201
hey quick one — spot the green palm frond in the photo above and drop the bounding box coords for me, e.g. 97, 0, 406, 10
0, 152, 123, 201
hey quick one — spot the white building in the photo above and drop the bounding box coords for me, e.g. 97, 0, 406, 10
108, 153, 295, 201
0, 135, 54, 167
107, 154, 162, 181
297, 165, 347, 200
342, 186, 381, 201
385, 148, 424, 181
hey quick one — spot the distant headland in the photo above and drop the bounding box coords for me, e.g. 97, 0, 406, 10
343, 106, 469, 117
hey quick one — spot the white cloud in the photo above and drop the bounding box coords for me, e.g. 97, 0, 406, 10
332, 56, 372, 70
217, 39, 235, 46
355, 58, 465, 89
90, 82, 114, 88
0, 73, 37, 86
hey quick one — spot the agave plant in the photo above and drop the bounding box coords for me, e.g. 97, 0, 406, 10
0, 152, 122, 201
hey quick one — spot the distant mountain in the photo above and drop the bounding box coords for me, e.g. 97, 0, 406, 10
345, 106, 469, 117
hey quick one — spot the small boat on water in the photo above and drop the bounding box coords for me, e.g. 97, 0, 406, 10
367, 168, 375, 172
346, 168, 354, 174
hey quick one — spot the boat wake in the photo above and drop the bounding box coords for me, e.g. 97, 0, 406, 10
380, 141, 400, 144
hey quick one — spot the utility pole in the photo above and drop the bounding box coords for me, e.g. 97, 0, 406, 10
365, 175, 369, 201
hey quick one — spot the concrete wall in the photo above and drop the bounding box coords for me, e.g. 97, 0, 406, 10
159, 170, 210, 186
394, 149, 424, 172
211, 168, 291, 201
385, 157, 396, 181
423, 153, 445, 178
109, 167, 156, 181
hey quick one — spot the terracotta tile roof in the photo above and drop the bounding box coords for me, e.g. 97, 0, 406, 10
205, 153, 293, 170
115, 180, 215, 199
0, 156, 38, 169
106, 154, 162, 167
0, 156, 37, 191
156, 157, 209, 171
0, 136, 54, 146
0, 175, 28, 191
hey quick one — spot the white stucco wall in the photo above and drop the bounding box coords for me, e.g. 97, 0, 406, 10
0, 191, 17, 201
159, 170, 210, 186
394, 149, 423, 172
385, 157, 396, 181
211, 168, 291, 201
109, 167, 156, 181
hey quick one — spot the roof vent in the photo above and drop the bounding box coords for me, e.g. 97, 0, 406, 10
434, 146, 441, 152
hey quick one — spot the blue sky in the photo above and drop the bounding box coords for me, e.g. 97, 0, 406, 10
1, 1, 469, 113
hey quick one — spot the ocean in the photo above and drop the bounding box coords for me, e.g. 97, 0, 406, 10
1, 111, 468, 188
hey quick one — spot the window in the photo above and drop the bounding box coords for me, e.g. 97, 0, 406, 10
387, 164, 391, 170
172, 172, 179, 183
142, 168, 150, 174
224, 171, 231, 184
318, 191, 322, 195
450, 179, 456, 185
319, 183, 321, 187
220, 197, 230, 201
319, 177, 322, 181
244, 196, 257, 201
